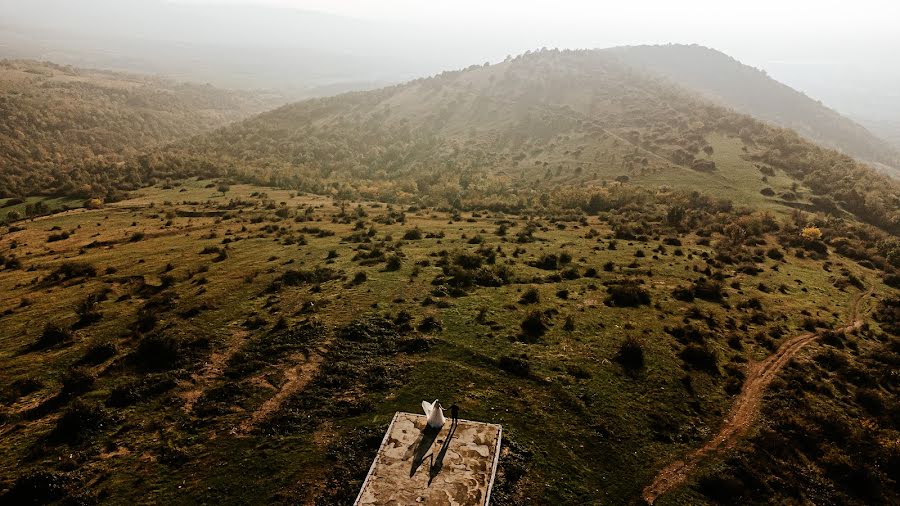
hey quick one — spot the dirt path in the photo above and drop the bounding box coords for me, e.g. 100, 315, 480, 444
642, 286, 874, 504
181, 328, 248, 413
234, 348, 325, 435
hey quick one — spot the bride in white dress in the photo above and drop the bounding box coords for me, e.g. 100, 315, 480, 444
421, 399, 446, 429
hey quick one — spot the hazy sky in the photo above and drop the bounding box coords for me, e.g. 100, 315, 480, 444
171, 0, 900, 79
168, 0, 900, 119
2, 0, 898, 119
171, 0, 900, 62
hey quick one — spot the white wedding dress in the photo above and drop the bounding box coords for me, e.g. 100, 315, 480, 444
422, 399, 446, 429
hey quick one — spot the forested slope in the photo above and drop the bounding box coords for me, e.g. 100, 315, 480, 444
0, 60, 281, 199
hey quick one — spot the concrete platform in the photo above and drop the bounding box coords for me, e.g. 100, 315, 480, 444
354, 412, 503, 506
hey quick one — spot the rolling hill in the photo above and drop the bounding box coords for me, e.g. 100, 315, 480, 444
148, 49, 899, 234
606, 44, 900, 175
0, 59, 282, 200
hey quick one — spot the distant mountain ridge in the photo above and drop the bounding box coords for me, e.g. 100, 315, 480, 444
606, 44, 900, 176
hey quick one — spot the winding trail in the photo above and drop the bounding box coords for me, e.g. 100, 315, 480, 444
181, 328, 248, 413
642, 285, 874, 504
234, 348, 325, 435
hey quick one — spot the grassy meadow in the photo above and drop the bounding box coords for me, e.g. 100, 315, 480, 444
0, 178, 892, 504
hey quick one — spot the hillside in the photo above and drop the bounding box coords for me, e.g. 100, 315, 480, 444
0, 50, 899, 505
150, 49, 899, 234
605, 44, 900, 175
0, 59, 282, 200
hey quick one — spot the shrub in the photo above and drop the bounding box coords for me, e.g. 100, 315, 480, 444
520, 310, 549, 340
80, 341, 117, 365
801, 226, 823, 241
1, 471, 75, 504
107, 374, 177, 408
51, 400, 110, 443
243, 315, 267, 329
75, 294, 103, 326
46, 262, 96, 282
519, 288, 540, 304
131, 334, 180, 371
498, 354, 531, 377
351, 271, 367, 285
566, 364, 592, 379
855, 388, 884, 415
605, 281, 651, 307
60, 367, 96, 397
402, 228, 423, 240
615, 337, 645, 372
884, 274, 900, 289
676, 278, 725, 303
766, 247, 784, 261
1, 377, 43, 404
672, 286, 695, 302
384, 255, 402, 271
47, 231, 70, 242
694, 278, 725, 301
680, 344, 719, 374
274, 267, 341, 289
560, 268, 580, 280
32, 323, 73, 350
530, 254, 560, 270
698, 474, 746, 503
417, 316, 443, 333
134, 307, 158, 333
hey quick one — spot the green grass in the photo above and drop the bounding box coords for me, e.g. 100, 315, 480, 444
0, 180, 889, 504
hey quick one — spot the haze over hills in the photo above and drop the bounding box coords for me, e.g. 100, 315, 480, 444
0, 59, 282, 199
606, 44, 900, 175
765, 57, 900, 151
2, 0, 898, 138
0, 0, 440, 92
147, 49, 899, 234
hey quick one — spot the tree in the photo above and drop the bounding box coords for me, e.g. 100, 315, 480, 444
801, 226, 823, 241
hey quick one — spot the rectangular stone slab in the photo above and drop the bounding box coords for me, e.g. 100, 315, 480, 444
355, 412, 503, 506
